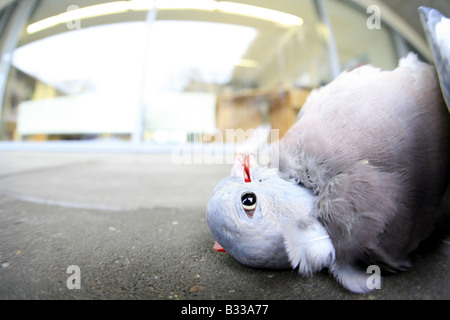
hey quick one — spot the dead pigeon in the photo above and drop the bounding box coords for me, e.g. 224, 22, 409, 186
206, 53, 450, 293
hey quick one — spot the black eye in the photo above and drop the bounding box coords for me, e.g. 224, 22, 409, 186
241, 192, 257, 218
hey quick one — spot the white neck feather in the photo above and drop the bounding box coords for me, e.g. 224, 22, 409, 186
283, 222, 335, 275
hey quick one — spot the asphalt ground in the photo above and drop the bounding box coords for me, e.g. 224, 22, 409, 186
0, 151, 449, 300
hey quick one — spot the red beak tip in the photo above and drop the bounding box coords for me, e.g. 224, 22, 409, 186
213, 241, 227, 253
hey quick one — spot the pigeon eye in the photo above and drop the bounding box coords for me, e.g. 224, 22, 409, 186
241, 192, 257, 218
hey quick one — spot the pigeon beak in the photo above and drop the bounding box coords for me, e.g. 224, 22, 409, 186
213, 241, 227, 253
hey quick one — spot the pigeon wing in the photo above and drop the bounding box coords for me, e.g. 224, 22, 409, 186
420, 6, 450, 111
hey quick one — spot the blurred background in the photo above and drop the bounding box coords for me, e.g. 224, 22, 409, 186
0, 0, 449, 149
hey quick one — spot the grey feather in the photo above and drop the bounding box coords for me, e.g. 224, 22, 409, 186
419, 6, 450, 111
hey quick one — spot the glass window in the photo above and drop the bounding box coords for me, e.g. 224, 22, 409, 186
142, 0, 328, 143
1, 0, 328, 144
0, 0, 406, 146
324, 0, 398, 71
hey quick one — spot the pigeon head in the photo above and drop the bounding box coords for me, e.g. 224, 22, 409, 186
206, 154, 316, 269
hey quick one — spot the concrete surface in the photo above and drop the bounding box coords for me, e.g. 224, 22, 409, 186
0, 150, 449, 300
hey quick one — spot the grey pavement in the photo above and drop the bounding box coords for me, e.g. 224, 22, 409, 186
0, 150, 449, 300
